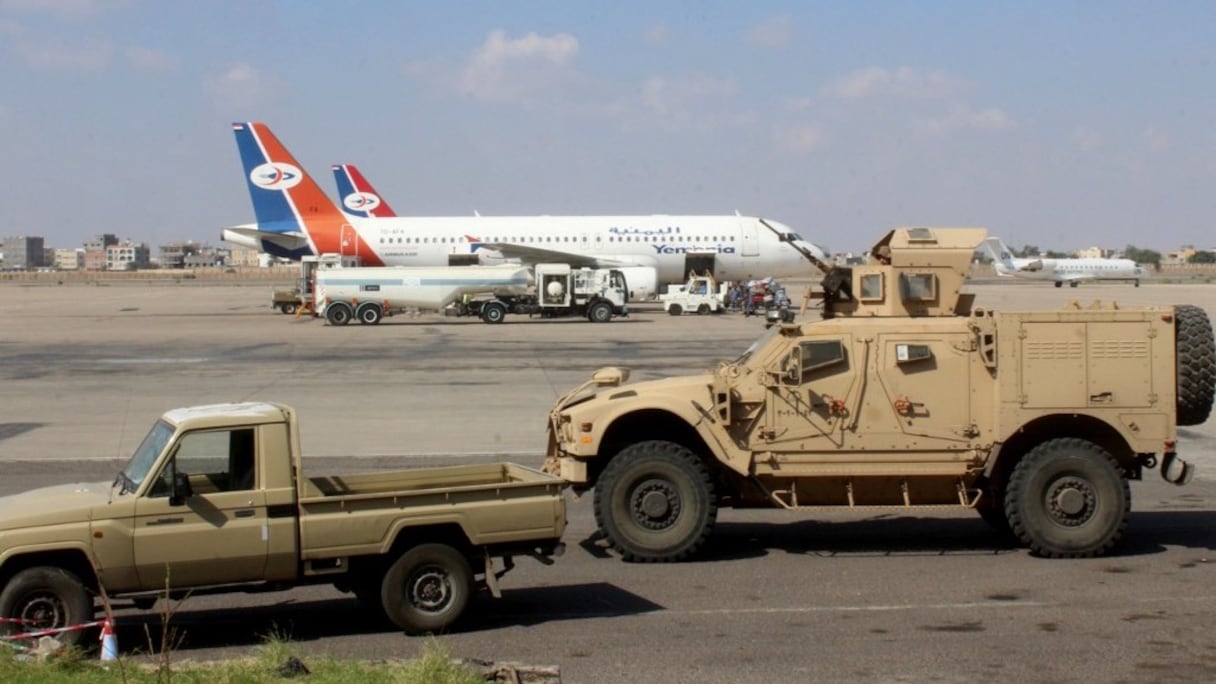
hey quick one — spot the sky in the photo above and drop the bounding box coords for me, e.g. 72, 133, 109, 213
1, 1, 1213, 256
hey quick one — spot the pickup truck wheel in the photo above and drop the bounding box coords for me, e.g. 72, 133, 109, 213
279, 303, 297, 315
588, 301, 613, 323
481, 302, 507, 324
594, 441, 717, 562
696, 304, 710, 315
1005, 438, 1129, 558
1176, 304, 1215, 426
0, 567, 94, 647
381, 544, 471, 634
667, 304, 683, 316
326, 303, 353, 326
357, 303, 383, 325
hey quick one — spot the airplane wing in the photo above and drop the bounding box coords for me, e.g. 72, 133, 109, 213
1056, 272, 1094, 282
479, 242, 645, 269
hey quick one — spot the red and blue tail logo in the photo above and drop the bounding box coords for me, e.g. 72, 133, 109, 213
232, 123, 383, 265
332, 164, 397, 218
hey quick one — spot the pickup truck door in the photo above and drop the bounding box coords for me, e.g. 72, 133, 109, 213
132, 427, 270, 590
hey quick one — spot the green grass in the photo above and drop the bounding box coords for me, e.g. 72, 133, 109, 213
0, 637, 483, 684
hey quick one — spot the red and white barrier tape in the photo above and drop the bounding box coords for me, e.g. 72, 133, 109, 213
0, 619, 104, 643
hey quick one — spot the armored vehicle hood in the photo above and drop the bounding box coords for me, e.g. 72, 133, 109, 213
0, 481, 111, 532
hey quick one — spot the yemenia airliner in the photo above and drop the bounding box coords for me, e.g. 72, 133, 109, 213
223, 122, 825, 297
984, 237, 1145, 287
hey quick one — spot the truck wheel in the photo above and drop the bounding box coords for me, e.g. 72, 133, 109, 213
279, 303, 297, 315
668, 304, 683, 316
0, 567, 94, 647
326, 303, 353, 326
696, 304, 710, 315
1176, 304, 1215, 426
481, 302, 507, 324
380, 543, 472, 634
588, 301, 613, 323
357, 303, 383, 325
1004, 438, 1129, 558
594, 440, 717, 562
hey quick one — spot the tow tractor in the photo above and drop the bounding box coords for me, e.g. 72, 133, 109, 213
660, 271, 724, 316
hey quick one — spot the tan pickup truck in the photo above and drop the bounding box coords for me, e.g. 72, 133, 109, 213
0, 402, 566, 643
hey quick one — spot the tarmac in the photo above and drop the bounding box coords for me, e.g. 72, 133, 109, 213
1, 277, 1213, 477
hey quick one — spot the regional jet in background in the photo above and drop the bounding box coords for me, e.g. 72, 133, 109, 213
224, 121, 826, 298
332, 164, 398, 219
984, 237, 1145, 287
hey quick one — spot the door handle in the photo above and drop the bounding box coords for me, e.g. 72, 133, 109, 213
234, 509, 256, 518
146, 517, 183, 526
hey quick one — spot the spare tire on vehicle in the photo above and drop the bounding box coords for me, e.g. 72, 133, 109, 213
1176, 304, 1215, 426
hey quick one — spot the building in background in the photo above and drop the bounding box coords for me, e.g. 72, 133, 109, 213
53, 248, 85, 270
105, 241, 151, 271
1, 236, 45, 270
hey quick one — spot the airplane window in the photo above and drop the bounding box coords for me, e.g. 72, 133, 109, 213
596, 236, 602, 242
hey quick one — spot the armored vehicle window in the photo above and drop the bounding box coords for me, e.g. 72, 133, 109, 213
900, 273, 936, 301
859, 273, 884, 301
781, 339, 847, 384
906, 227, 936, 242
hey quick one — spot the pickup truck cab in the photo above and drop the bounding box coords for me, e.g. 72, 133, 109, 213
0, 402, 566, 643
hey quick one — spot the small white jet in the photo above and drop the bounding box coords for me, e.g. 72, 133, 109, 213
983, 237, 1145, 287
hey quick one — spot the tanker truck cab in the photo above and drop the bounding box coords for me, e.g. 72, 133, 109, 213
0, 402, 566, 644
547, 227, 1213, 562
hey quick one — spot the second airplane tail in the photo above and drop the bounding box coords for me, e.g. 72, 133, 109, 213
332, 164, 398, 218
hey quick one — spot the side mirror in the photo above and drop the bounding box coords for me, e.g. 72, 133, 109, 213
169, 471, 193, 506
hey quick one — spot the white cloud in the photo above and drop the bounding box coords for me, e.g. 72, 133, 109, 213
643, 24, 670, 46
125, 45, 177, 74
203, 63, 282, 112
458, 29, 580, 104
1142, 126, 1171, 151
12, 36, 111, 71
747, 15, 793, 48
918, 106, 1015, 134
824, 66, 965, 100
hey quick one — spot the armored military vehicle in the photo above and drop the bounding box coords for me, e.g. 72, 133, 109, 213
546, 227, 1214, 561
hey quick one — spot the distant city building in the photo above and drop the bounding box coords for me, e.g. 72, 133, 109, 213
105, 241, 151, 271
84, 250, 107, 271
53, 248, 85, 270
1074, 246, 1108, 259
159, 242, 201, 269
228, 246, 262, 267
83, 234, 118, 252
1, 235, 45, 269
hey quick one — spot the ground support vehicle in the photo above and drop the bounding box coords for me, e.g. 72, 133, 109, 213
315, 264, 532, 326
0, 403, 566, 644
546, 227, 1214, 562
272, 287, 302, 314
447, 263, 629, 324
661, 272, 725, 316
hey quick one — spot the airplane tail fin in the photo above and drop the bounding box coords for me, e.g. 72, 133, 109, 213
332, 164, 398, 218
232, 123, 382, 264
983, 237, 1018, 276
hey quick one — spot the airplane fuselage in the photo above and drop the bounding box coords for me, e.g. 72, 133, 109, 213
314, 215, 815, 285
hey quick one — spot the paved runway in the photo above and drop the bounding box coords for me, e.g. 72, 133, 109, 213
1, 279, 1215, 682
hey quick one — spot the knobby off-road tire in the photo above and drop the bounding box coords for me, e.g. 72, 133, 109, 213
380, 543, 472, 635
1004, 438, 1130, 558
1176, 304, 1215, 426
0, 567, 94, 647
594, 440, 717, 562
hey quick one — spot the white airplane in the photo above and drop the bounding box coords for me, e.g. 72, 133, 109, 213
983, 237, 1145, 287
224, 122, 826, 299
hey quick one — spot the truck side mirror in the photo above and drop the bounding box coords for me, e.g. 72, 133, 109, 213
169, 471, 193, 506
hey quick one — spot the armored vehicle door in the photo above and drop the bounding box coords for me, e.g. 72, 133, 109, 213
761, 335, 858, 451
869, 333, 976, 445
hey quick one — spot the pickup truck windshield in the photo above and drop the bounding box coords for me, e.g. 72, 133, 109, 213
121, 420, 175, 489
